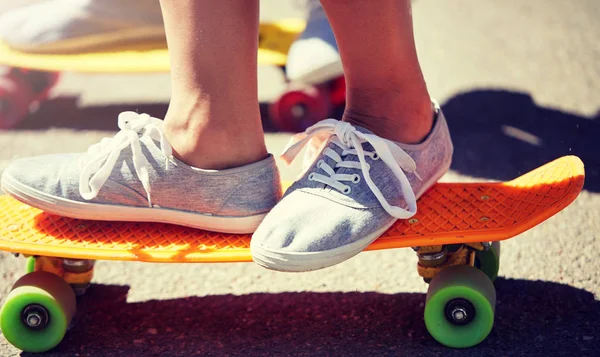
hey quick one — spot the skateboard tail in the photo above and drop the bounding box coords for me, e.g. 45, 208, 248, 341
368, 155, 585, 251
495, 155, 584, 240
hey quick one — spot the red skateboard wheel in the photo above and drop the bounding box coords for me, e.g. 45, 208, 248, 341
0, 68, 60, 129
269, 84, 331, 132
0, 68, 35, 130
329, 76, 346, 107
25, 70, 60, 101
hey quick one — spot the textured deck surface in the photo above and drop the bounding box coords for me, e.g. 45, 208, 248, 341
0, 156, 584, 262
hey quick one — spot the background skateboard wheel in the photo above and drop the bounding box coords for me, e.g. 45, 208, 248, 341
25, 70, 60, 101
329, 76, 346, 107
25, 256, 37, 274
475, 241, 501, 282
424, 265, 496, 348
269, 84, 331, 132
0, 68, 59, 129
0, 69, 34, 129
0, 271, 76, 353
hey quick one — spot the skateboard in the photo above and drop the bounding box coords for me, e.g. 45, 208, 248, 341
0, 19, 345, 132
0, 156, 585, 351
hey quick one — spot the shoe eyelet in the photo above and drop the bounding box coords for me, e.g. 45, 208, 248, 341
308, 173, 316, 181
342, 186, 351, 194
317, 160, 325, 169
372, 153, 380, 160
352, 174, 361, 183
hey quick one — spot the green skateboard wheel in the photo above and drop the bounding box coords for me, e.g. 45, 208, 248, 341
424, 265, 496, 348
475, 241, 501, 282
0, 271, 76, 353
25, 256, 36, 274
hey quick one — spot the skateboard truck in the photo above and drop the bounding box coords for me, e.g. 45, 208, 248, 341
415, 243, 488, 283
26, 256, 95, 296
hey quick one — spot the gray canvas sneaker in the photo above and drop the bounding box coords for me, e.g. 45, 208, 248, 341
0, 0, 165, 52
251, 102, 453, 271
1, 112, 281, 234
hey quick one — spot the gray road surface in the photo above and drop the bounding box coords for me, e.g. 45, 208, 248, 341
0, 0, 599, 356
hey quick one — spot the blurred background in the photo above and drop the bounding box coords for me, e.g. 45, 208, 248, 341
0, 0, 599, 356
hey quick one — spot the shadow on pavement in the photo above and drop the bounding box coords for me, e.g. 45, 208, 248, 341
17, 97, 169, 131
442, 89, 599, 192
16, 97, 295, 133
25, 279, 598, 357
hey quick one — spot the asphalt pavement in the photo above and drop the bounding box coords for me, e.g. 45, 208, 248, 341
0, 0, 599, 356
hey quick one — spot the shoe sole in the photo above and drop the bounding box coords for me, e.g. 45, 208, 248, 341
1, 173, 266, 234
250, 219, 396, 272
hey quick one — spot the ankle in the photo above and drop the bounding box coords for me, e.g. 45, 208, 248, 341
162, 110, 267, 170
342, 86, 433, 144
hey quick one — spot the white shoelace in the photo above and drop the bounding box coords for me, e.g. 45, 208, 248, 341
78, 112, 172, 207
281, 119, 421, 219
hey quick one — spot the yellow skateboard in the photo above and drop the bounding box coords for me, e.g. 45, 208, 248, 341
0, 156, 585, 351
0, 19, 345, 132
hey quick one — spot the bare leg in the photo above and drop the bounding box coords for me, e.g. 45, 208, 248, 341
320, 0, 432, 144
159, 0, 267, 169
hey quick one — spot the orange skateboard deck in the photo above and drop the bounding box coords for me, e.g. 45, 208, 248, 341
0, 156, 584, 263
